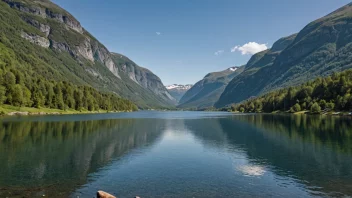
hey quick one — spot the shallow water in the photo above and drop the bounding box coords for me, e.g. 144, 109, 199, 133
0, 111, 351, 197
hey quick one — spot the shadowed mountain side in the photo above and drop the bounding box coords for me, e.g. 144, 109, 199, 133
111, 53, 177, 107
179, 67, 244, 109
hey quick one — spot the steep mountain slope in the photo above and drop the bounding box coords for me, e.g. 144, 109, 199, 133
216, 2, 352, 107
111, 53, 176, 106
0, 0, 174, 109
179, 67, 244, 109
165, 84, 193, 102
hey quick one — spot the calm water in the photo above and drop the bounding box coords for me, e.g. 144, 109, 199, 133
0, 111, 352, 198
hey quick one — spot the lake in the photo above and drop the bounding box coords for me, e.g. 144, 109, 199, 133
0, 111, 351, 197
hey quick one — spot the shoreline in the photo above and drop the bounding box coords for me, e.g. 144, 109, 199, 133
230, 110, 352, 117
0, 104, 134, 117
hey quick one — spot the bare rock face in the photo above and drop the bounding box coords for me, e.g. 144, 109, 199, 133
5, 0, 119, 77
63, 15, 83, 33
85, 68, 102, 79
22, 18, 51, 37
21, 32, 50, 48
134, 68, 175, 102
111, 53, 176, 104
50, 40, 76, 57
4, 0, 83, 34
121, 64, 139, 84
77, 37, 94, 62
123, 62, 174, 101
45, 9, 83, 33
4, 0, 46, 17
39, 23, 51, 37
92, 42, 120, 78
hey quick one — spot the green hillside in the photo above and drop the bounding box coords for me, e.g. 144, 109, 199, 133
216, 3, 352, 107
229, 69, 352, 114
178, 66, 244, 109
0, 0, 174, 109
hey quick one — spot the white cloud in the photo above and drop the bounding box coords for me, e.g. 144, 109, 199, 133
231, 42, 268, 55
214, 50, 224, 56
156, 32, 161, 35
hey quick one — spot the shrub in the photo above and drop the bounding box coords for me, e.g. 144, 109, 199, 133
311, 102, 321, 114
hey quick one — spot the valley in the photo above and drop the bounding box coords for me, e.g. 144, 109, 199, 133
0, 1, 352, 198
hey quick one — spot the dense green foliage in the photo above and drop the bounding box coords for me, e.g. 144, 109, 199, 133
216, 3, 352, 107
0, 0, 173, 110
0, 64, 137, 112
229, 69, 352, 114
0, 3, 137, 112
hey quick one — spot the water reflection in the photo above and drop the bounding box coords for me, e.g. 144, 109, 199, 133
181, 114, 352, 196
0, 113, 351, 197
0, 118, 164, 197
236, 165, 266, 176
222, 115, 352, 196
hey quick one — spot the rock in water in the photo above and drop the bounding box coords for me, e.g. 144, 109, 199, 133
96, 191, 116, 198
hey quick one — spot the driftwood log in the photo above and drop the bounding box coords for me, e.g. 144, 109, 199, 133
97, 191, 141, 198
97, 191, 116, 198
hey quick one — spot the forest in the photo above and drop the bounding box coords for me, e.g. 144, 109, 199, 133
0, 44, 137, 113
0, 67, 137, 112
0, 3, 138, 113
228, 69, 352, 114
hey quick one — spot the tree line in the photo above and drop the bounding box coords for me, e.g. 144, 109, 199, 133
0, 68, 138, 112
227, 69, 352, 114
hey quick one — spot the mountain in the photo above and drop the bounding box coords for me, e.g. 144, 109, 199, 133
111, 53, 176, 106
231, 69, 352, 114
0, 0, 174, 109
216, 3, 352, 107
178, 67, 244, 109
165, 84, 193, 102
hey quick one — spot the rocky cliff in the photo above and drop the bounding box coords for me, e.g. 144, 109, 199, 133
111, 53, 176, 105
1, 0, 174, 108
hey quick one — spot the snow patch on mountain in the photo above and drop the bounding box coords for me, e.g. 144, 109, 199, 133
166, 84, 193, 90
228, 67, 238, 72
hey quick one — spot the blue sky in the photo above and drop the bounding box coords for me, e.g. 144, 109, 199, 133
54, 0, 350, 85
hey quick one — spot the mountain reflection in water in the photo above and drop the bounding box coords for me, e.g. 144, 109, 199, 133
0, 112, 351, 197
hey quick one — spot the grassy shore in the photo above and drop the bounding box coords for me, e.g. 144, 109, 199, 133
0, 104, 127, 116
231, 110, 352, 116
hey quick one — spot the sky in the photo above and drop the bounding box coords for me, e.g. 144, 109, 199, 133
53, 0, 350, 85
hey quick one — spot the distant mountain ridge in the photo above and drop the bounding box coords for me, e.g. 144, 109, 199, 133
166, 84, 193, 90
165, 84, 193, 102
179, 66, 244, 109
0, 0, 175, 109
216, 3, 352, 107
